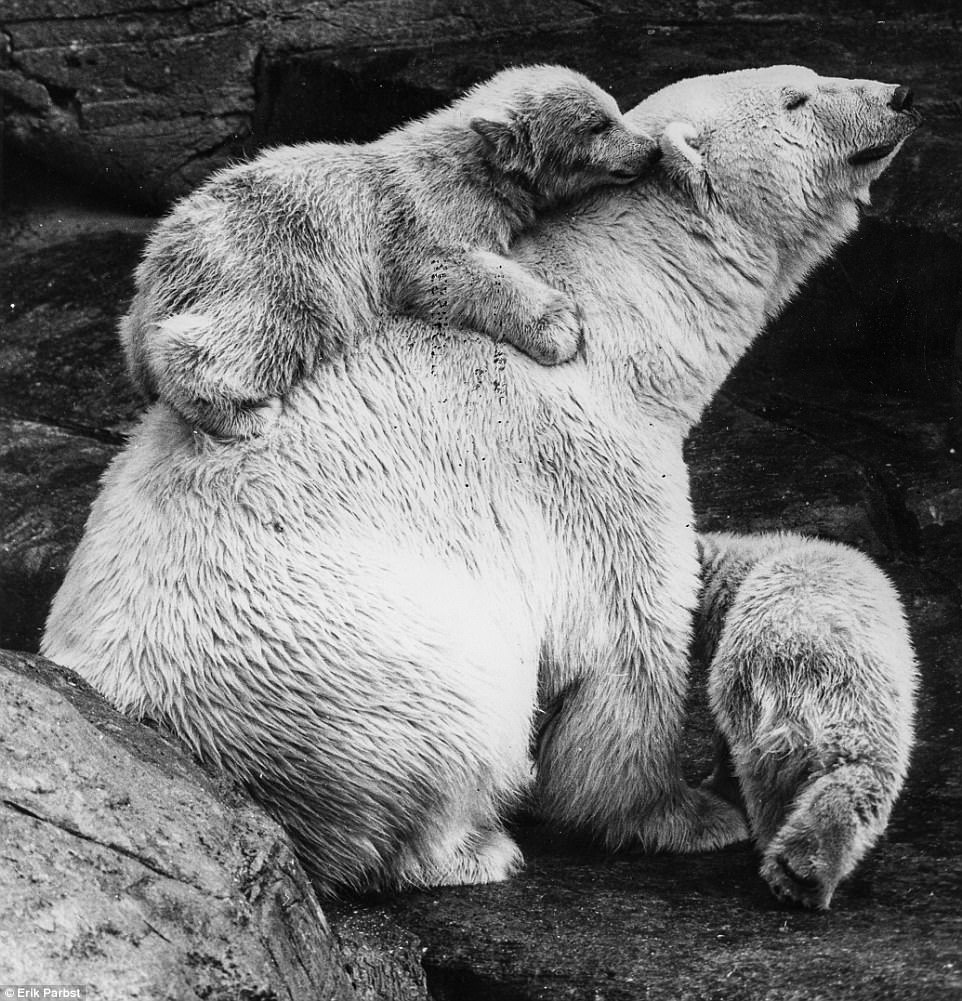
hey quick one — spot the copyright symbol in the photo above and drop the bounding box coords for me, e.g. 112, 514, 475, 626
5, 988, 14, 998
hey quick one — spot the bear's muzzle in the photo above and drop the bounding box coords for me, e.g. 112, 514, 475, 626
849, 84, 921, 166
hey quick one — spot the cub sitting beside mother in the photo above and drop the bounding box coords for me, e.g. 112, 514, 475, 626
43, 66, 920, 900
698, 531, 918, 909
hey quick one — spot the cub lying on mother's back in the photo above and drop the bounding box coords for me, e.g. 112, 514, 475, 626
124, 65, 658, 437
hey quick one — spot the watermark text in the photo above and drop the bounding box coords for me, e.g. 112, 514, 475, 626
2, 988, 87, 999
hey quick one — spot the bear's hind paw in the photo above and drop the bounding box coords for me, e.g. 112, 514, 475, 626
635, 787, 750, 854
399, 827, 523, 890
189, 396, 284, 440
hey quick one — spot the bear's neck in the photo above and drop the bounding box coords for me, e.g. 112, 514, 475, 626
766, 197, 861, 321
522, 182, 781, 431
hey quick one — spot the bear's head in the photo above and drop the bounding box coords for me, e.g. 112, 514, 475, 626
466, 65, 661, 205
631, 65, 920, 296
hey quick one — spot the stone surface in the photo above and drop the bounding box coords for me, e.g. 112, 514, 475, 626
0, 418, 117, 653
0, 649, 403, 1000
2, 1, 961, 225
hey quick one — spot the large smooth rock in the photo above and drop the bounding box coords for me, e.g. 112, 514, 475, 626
0, 650, 385, 999
3, 0, 961, 231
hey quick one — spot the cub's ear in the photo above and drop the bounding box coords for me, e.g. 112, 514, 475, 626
470, 117, 520, 165
660, 121, 715, 211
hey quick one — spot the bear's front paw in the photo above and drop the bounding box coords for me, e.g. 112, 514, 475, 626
758, 767, 884, 910
507, 291, 583, 366
635, 787, 750, 853
681, 787, 751, 851
760, 807, 858, 910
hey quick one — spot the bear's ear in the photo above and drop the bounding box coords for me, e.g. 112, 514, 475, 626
470, 117, 520, 165
660, 121, 716, 212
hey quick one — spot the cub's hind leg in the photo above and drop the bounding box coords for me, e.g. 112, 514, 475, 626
147, 313, 285, 438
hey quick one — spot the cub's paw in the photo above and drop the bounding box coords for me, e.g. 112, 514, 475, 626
522, 291, 583, 365
233, 396, 284, 439
761, 835, 838, 911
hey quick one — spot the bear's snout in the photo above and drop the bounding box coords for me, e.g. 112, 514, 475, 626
889, 85, 914, 113
608, 133, 662, 181
847, 82, 921, 167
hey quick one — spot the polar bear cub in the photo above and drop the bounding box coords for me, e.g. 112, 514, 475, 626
697, 532, 918, 909
123, 65, 659, 437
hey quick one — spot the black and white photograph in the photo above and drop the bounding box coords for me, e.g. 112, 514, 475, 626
1, 2, 959, 998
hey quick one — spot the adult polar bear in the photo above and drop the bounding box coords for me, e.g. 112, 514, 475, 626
43, 67, 919, 897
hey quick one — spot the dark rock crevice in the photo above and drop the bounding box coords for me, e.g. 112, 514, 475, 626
252, 50, 450, 147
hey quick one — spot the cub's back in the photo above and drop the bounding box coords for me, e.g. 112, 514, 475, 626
124, 142, 385, 391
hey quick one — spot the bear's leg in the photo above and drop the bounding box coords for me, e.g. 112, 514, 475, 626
761, 761, 897, 910
535, 671, 749, 852
400, 248, 583, 365
148, 314, 284, 438
701, 531, 917, 908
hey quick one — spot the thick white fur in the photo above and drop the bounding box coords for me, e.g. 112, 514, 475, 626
698, 532, 918, 909
42, 66, 918, 896
123, 65, 658, 437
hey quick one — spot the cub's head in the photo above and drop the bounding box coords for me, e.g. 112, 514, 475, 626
466, 65, 660, 205
631, 65, 920, 281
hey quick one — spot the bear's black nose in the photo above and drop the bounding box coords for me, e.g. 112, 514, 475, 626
890, 85, 914, 112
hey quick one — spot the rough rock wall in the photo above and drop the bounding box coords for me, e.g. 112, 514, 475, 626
1, 0, 630, 206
